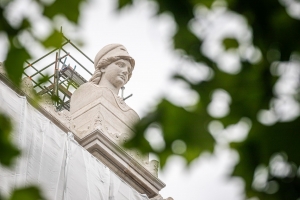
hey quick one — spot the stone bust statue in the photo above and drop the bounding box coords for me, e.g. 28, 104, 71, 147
70, 44, 139, 141
69, 44, 158, 178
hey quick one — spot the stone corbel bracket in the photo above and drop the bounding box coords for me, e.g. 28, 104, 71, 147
79, 129, 166, 198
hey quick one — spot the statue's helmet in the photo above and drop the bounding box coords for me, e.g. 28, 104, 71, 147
94, 44, 135, 69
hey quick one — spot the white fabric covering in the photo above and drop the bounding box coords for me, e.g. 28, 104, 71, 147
109, 173, 149, 200
0, 80, 149, 200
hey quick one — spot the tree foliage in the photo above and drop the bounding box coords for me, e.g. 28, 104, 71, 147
8, 186, 45, 200
0, 114, 20, 167
119, 0, 300, 199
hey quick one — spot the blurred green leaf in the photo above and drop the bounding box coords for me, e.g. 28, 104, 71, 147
42, 29, 64, 48
20, 18, 31, 30
173, 27, 202, 61
117, 0, 133, 9
43, 0, 87, 23
194, 0, 215, 8
27, 74, 52, 106
0, 114, 20, 167
228, 0, 300, 60
0, 7, 19, 36
223, 38, 239, 50
155, 0, 194, 24
125, 99, 215, 167
4, 46, 30, 87
232, 117, 300, 199
9, 186, 44, 200
37, 74, 50, 85
51, 94, 60, 104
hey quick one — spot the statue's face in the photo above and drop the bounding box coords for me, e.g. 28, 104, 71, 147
100, 59, 132, 88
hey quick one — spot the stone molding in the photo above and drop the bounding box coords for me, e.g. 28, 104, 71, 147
79, 129, 165, 198
150, 194, 174, 200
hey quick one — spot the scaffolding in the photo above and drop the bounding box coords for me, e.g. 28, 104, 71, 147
23, 33, 93, 111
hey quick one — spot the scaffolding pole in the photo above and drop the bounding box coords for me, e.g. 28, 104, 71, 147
61, 48, 92, 75
30, 53, 69, 78
53, 52, 59, 108
24, 41, 69, 70
63, 35, 94, 64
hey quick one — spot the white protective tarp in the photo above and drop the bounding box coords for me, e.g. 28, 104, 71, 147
0, 80, 149, 200
109, 173, 149, 200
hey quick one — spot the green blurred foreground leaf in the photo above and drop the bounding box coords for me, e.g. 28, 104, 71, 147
223, 38, 239, 50
43, 0, 87, 23
9, 186, 44, 200
125, 99, 215, 167
4, 46, 30, 87
117, 0, 133, 9
0, 114, 20, 167
232, 118, 300, 199
42, 29, 64, 49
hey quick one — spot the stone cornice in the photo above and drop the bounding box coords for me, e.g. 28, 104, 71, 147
79, 129, 165, 198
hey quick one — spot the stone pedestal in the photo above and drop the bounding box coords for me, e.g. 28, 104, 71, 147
79, 129, 165, 198
70, 82, 139, 143
69, 83, 151, 165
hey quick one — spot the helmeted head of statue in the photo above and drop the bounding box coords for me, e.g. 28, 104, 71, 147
89, 44, 135, 85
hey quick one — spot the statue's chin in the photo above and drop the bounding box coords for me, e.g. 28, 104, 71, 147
110, 78, 125, 88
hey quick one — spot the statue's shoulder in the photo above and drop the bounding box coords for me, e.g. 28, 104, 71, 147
72, 82, 95, 98
71, 82, 139, 122
70, 82, 103, 114
73, 82, 98, 93
101, 87, 140, 122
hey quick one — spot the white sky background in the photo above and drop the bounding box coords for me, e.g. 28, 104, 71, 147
0, 0, 254, 199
